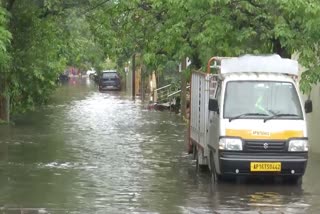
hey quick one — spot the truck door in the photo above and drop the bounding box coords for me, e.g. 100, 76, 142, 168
208, 77, 221, 160
208, 78, 221, 172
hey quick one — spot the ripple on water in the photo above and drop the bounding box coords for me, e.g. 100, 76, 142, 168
0, 83, 317, 214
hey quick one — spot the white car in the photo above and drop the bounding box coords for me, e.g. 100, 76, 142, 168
86, 68, 96, 78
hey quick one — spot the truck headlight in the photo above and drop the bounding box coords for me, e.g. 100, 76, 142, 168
219, 138, 243, 151
288, 139, 308, 152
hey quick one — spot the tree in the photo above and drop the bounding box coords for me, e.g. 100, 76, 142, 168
0, 0, 107, 118
82, 0, 320, 115
1, 0, 319, 120
0, 4, 11, 121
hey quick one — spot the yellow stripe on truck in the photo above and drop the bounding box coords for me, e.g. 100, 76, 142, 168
225, 129, 304, 140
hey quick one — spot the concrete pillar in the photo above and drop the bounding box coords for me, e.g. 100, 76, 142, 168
150, 71, 157, 102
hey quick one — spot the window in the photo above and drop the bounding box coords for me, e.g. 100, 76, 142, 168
223, 81, 303, 119
216, 84, 221, 105
102, 72, 119, 80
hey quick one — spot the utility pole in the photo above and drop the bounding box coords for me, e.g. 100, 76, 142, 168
132, 54, 136, 100
141, 65, 145, 102
181, 57, 187, 118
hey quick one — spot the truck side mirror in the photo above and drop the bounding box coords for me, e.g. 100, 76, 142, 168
209, 99, 219, 112
305, 100, 312, 114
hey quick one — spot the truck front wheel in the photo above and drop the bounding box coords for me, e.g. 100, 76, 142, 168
283, 176, 302, 185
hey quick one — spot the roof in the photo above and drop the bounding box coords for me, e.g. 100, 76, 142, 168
220, 54, 299, 76
222, 72, 297, 83
102, 69, 117, 73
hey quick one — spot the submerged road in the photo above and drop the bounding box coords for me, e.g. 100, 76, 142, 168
0, 77, 319, 214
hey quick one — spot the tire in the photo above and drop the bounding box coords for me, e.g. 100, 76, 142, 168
194, 147, 206, 171
192, 144, 197, 160
284, 176, 302, 185
209, 152, 222, 183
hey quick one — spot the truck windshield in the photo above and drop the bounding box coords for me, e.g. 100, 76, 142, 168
224, 81, 303, 120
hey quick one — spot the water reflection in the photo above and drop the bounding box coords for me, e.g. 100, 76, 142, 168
209, 183, 308, 213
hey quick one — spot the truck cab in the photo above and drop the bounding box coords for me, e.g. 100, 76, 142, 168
189, 54, 312, 184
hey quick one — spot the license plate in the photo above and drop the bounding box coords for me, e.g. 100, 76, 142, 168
250, 162, 281, 172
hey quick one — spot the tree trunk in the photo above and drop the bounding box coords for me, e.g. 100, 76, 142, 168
152, 71, 157, 103
132, 54, 136, 100
180, 58, 187, 118
141, 65, 145, 102
272, 38, 290, 58
6, 0, 16, 11
0, 80, 9, 122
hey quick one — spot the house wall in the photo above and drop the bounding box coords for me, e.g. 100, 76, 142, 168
305, 84, 320, 154
294, 52, 320, 154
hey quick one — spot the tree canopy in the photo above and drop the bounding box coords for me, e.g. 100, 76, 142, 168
89, 0, 320, 92
0, 0, 319, 115
0, 0, 106, 113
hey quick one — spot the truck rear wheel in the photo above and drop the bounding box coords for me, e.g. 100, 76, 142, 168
209, 151, 221, 182
192, 144, 197, 160
195, 147, 207, 171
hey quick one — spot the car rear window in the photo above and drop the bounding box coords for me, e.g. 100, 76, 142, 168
102, 72, 119, 79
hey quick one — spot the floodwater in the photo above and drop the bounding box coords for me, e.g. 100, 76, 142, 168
0, 77, 319, 214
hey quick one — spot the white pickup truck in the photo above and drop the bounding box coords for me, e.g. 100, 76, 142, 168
188, 54, 312, 184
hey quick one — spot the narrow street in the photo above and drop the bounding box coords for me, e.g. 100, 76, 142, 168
0, 78, 319, 214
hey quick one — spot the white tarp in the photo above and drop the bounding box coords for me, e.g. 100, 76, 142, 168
221, 54, 299, 76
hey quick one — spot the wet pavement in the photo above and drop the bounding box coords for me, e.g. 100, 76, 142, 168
0, 77, 319, 214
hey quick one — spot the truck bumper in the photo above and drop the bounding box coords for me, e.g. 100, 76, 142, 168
219, 152, 308, 176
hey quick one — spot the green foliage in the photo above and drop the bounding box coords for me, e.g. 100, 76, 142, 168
99, 58, 117, 71
1, 0, 107, 114
8, 1, 67, 113
1, 0, 320, 115
62, 10, 105, 71
90, 0, 320, 93
0, 6, 11, 71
